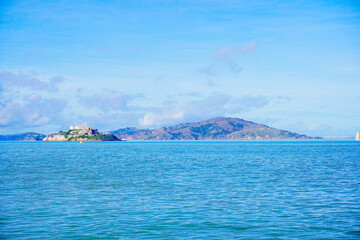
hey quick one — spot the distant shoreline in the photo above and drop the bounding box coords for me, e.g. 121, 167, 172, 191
2, 139, 356, 143
3, 117, 352, 142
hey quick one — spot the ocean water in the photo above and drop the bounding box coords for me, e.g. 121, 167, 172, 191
0, 141, 359, 239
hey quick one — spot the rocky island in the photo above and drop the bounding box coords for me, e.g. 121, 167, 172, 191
43, 125, 119, 141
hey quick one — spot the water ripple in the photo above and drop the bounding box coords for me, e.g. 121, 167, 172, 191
0, 141, 359, 239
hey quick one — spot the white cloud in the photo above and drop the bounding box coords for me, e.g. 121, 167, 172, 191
139, 111, 185, 127
214, 41, 256, 60
79, 90, 131, 111
0, 71, 68, 131
0, 94, 66, 128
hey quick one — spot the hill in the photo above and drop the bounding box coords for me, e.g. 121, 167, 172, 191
111, 117, 320, 140
0, 132, 46, 141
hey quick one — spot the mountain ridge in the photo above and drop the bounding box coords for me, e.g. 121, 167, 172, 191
111, 117, 321, 140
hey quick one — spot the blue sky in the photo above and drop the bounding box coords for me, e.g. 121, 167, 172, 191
0, 0, 359, 136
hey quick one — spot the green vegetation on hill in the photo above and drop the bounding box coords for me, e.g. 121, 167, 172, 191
58, 129, 83, 138
66, 133, 119, 141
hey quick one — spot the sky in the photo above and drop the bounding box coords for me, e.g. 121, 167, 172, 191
0, 0, 359, 137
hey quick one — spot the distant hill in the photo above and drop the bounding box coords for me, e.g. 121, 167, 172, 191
0, 132, 46, 141
0, 117, 320, 141
111, 117, 320, 140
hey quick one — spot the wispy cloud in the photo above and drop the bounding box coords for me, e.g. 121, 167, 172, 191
78, 90, 132, 111
199, 41, 256, 77
0, 71, 64, 92
139, 93, 268, 127
226, 95, 269, 113
275, 95, 293, 102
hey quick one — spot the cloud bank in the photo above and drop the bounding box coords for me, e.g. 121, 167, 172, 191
0, 70, 270, 133
0, 94, 66, 128
0, 71, 67, 131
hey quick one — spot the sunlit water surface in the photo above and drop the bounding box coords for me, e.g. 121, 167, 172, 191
1, 141, 359, 239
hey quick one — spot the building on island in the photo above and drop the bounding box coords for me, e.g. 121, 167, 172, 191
43, 123, 101, 141
43, 121, 119, 141
69, 125, 90, 130
69, 125, 99, 136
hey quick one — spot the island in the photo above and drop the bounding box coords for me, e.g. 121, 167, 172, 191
43, 125, 119, 141
111, 117, 322, 140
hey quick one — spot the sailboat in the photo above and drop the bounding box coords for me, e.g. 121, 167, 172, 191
356, 132, 360, 141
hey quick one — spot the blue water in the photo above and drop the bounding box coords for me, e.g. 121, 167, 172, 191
0, 141, 359, 239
